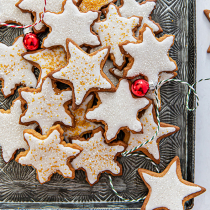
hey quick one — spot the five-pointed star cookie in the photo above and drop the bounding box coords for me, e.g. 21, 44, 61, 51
50, 39, 115, 110
17, 0, 64, 33
121, 25, 177, 86
16, 125, 82, 184
0, 35, 37, 97
42, 0, 100, 51
71, 127, 126, 185
23, 47, 67, 88
0, 0, 32, 26
93, 4, 140, 69
119, 0, 162, 34
138, 156, 206, 210
19, 77, 74, 135
0, 99, 36, 163
86, 79, 150, 142
125, 104, 179, 163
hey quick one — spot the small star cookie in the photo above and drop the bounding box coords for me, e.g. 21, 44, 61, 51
138, 156, 206, 210
19, 77, 74, 135
0, 35, 37, 97
93, 4, 141, 69
0, 99, 36, 163
22, 47, 67, 88
86, 79, 151, 142
124, 104, 179, 163
50, 39, 115, 110
16, 125, 82, 184
71, 127, 126, 185
42, 0, 100, 51
121, 25, 177, 86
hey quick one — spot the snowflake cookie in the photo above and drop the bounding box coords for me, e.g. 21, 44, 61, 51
71, 127, 126, 185
16, 125, 82, 184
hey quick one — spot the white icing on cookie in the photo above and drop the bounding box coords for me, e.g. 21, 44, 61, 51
43, 0, 100, 50
86, 79, 150, 141
18, 0, 64, 32
23, 47, 67, 88
0, 0, 33, 26
20, 77, 73, 135
93, 4, 139, 68
17, 127, 81, 183
71, 129, 125, 185
122, 27, 177, 86
0, 100, 36, 162
52, 41, 113, 107
0, 36, 37, 97
126, 104, 176, 160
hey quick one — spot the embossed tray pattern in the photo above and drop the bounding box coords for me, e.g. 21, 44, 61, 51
0, 0, 196, 209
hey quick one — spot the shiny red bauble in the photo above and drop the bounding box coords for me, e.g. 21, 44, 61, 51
131, 79, 149, 97
23, 33, 39, 51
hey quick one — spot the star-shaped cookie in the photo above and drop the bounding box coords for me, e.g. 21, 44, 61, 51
17, 0, 64, 33
0, 0, 32, 26
22, 47, 67, 88
121, 25, 177, 86
119, 0, 162, 34
50, 39, 115, 110
125, 104, 179, 163
93, 4, 140, 69
16, 125, 82, 184
204, 10, 210, 53
138, 156, 206, 210
42, 0, 100, 51
86, 79, 150, 142
0, 35, 37, 97
71, 127, 126, 185
19, 77, 74, 135
0, 99, 36, 163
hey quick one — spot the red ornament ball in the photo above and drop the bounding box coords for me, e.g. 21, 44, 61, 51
23, 33, 39, 51
131, 79, 149, 97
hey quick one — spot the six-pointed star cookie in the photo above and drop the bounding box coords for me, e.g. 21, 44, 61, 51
0, 35, 37, 97
19, 77, 74, 135
17, 0, 64, 33
23, 47, 67, 88
0, 99, 36, 163
119, 0, 162, 34
0, 0, 32, 26
86, 79, 150, 142
93, 4, 140, 69
50, 39, 115, 110
125, 104, 179, 163
16, 125, 82, 184
71, 127, 126, 185
121, 25, 177, 86
42, 0, 100, 51
138, 156, 206, 210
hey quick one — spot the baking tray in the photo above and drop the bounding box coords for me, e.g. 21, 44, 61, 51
0, 0, 196, 209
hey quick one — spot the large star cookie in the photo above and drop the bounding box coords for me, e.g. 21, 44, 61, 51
71, 127, 126, 185
119, 0, 162, 34
19, 77, 74, 135
0, 0, 32, 26
17, 0, 64, 33
121, 25, 177, 86
42, 0, 100, 51
86, 79, 150, 142
138, 156, 206, 210
125, 104, 179, 163
0, 99, 36, 162
93, 4, 140, 69
23, 47, 67, 88
50, 39, 115, 110
0, 35, 37, 97
63, 95, 101, 141
16, 125, 82, 184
